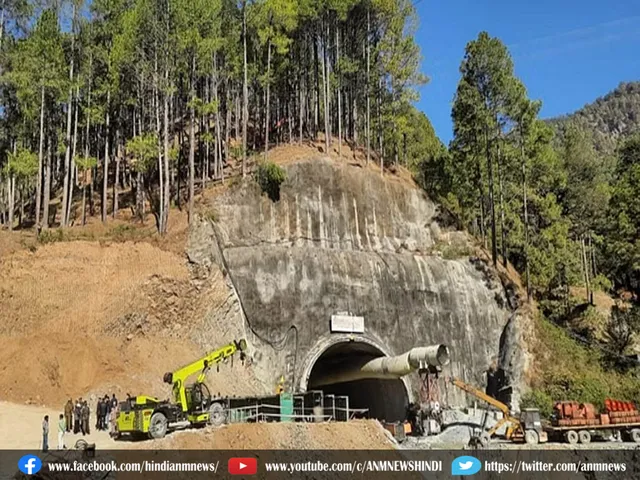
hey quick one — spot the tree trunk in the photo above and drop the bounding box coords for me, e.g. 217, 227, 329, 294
153, 48, 164, 232
299, 68, 304, 144
336, 22, 342, 158
43, 134, 51, 229
485, 127, 497, 267
188, 55, 196, 224
61, 4, 77, 227
520, 124, 530, 299
36, 86, 45, 229
497, 140, 507, 268
366, 8, 371, 165
377, 77, 383, 175
67, 85, 80, 223
321, 24, 330, 153
162, 78, 171, 234
7, 175, 13, 231
113, 126, 121, 219
264, 38, 271, 159
102, 90, 110, 223
81, 184, 87, 226
241, 0, 248, 177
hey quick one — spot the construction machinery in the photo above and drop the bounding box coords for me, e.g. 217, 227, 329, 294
116, 339, 247, 439
450, 377, 548, 446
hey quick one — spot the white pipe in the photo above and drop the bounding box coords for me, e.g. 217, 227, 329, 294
310, 345, 450, 387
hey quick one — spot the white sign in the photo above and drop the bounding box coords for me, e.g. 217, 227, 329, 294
331, 315, 365, 333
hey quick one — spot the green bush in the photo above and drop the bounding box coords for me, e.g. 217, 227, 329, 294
255, 161, 287, 201
531, 313, 640, 414
520, 389, 554, 418
38, 228, 65, 244
592, 273, 613, 292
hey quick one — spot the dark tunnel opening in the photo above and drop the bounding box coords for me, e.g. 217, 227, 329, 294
307, 342, 409, 423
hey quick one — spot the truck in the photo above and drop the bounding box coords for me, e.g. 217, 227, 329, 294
543, 400, 640, 444
115, 339, 247, 439
450, 377, 548, 446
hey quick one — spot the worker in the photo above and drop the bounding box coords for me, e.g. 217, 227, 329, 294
103, 395, 111, 430
109, 400, 119, 436
111, 393, 118, 410
82, 401, 90, 435
64, 399, 73, 433
57, 414, 66, 449
74, 399, 82, 434
95, 398, 103, 431
99, 397, 108, 430
42, 415, 49, 452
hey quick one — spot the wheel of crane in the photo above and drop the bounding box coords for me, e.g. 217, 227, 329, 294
208, 402, 227, 427
630, 429, 640, 443
479, 432, 491, 448
565, 430, 579, 445
578, 430, 591, 444
524, 430, 539, 445
149, 412, 168, 439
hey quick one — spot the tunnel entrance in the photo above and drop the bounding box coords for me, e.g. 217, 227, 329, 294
307, 342, 409, 423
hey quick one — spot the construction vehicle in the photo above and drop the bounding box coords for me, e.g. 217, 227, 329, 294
116, 339, 247, 440
450, 377, 548, 446
545, 399, 640, 444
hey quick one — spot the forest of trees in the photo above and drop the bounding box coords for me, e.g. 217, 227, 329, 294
417, 32, 640, 359
0, 0, 436, 234
548, 81, 640, 154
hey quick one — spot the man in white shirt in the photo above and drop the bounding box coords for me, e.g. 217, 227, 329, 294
57, 414, 66, 449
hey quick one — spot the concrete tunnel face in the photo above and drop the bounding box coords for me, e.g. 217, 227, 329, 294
306, 341, 410, 423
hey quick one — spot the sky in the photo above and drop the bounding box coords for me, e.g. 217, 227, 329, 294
414, 0, 640, 144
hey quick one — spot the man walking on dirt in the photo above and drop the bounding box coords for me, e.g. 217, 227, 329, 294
103, 395, 111, 430
64, 399, 73, 433
74, 399, 82, 434
42, 415, 49, 452
57, 414, 66, 449
96, 397, 103, 431
82, 401, 90, 435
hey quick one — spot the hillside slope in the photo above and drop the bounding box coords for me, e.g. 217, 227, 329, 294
547, 81, 640, 153
0, 214, 264, 406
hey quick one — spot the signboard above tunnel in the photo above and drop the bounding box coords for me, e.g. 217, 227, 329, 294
330, 315, 365, 334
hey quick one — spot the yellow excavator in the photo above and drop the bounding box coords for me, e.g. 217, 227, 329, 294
116, 339, 247, 439
450, 377, 548, 446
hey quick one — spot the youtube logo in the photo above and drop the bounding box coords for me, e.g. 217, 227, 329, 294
228, 457, 257, 475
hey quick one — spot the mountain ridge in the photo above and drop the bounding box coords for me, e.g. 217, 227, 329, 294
546, 81, 640, 153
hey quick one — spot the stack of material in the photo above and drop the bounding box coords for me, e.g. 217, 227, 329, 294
554, 401, 601, 426
604, 398, 640, 425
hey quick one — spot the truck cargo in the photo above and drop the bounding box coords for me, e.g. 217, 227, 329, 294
544, 399, 640, 444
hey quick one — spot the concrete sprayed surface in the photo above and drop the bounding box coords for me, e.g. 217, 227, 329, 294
195, 157, 530, 413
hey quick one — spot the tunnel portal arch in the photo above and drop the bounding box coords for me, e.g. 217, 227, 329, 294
300, 336, 412, 423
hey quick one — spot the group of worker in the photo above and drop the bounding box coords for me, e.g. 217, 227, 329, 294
42, 394, 119, 452
63, 398, 91, 435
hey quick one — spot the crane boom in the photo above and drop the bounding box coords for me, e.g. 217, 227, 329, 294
450, 377, 510, 416
163, 339, 247, 412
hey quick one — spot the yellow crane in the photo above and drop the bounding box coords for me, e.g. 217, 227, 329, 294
450, 377, 547, 446
116, 339, 247, 439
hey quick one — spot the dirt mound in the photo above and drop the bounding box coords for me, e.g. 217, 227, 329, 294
0, 227, 264, 406
138, 420, 394, 450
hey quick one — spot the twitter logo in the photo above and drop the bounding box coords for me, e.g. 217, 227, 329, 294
451, 456, 482, 476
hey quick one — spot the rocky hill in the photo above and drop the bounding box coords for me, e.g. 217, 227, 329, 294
547, 81, 640, 153
190, 151, 532, 414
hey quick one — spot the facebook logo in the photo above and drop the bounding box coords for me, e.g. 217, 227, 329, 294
451, 455, 482, 476
18, 455, 42, 475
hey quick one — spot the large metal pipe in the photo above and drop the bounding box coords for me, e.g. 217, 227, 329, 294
309, 344, 450, 388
